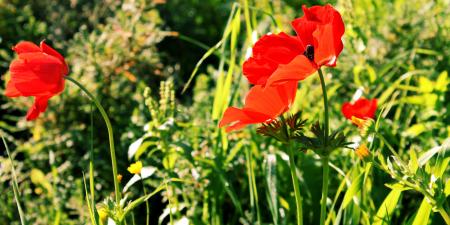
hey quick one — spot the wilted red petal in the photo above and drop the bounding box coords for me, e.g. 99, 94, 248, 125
243, 32, 303, 85
12, 41, 41, 54
26, 95, 51, 121
265, 55, 317, 86
342, 98, 377, 120
219, 82, 297, 132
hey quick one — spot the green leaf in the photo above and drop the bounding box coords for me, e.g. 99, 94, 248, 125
342, 172, 365, 208
435, 71, 448, 92
412, 198, 432, 225
409, 150, 419, 174
418, 76, 434, 93
404, 124, 427, 137
373, 189, 402, 225
418, 142, 448, 167
445, 179, 450, 197
225, 140, 244, 164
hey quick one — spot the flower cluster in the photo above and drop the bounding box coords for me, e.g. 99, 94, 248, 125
219, 4, 345, 132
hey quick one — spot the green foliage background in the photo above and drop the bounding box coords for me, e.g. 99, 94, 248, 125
0, 0, 449, 224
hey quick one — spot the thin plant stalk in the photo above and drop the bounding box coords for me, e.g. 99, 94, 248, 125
318, 69, 330, 225
65, 76, 122, 203
438, 208, 450, 224
2, 135, 26, 225
89, 104, 96, 217
287, 142, 303, 225
245, 146, 261, 225
139, 175, 150, 225
319, 157, 330, 225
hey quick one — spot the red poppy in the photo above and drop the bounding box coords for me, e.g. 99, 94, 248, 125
242, 4, 344, 87
4, 41, 68, 120
219, 82, 297, 132
220, 4, 344, 132
341, 98, 377, 121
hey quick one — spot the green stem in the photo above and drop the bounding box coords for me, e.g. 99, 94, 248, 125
318, 69, 329, 141
139, 175, 150, 225
318, 68, 330, 225
65, 76, 121, 203
245, 146, 261, 225
438, 207, 450, 225
319, 157, 330, 225
287, 142, 303, 225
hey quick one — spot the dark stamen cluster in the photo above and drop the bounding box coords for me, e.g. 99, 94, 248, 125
303, 45, 314, 61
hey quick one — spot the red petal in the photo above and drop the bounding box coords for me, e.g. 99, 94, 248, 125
342, 98, 377, 120
12, 42, 41, 54
291, 4, 345, 67
219, 83, 298, 132
26, 95, 51, 121
4, 80, 21, 97
8, 55, 65, 96
265, 55, 317, 87
313, 18, 344, 66
243, 33, 303, 85
291, 16, 317, 47
219, 107, 270, 132
302, 4, 336, 24
40, 41, 69, 75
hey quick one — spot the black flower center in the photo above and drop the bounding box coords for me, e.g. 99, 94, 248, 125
303, 45, 314, 61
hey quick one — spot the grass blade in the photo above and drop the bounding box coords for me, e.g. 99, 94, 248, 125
2, 134, 26, 225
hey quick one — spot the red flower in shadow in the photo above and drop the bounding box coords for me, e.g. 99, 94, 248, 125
5, 41, 68, 120
342, 98, 377, 121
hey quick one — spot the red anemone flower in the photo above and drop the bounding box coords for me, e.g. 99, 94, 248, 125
219, 82, 297, 132
4, 41, 68, 120
341, 98, 377, 121
243, 4, 344, 87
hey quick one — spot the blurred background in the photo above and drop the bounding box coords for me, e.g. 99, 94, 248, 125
0, 0, 449, 224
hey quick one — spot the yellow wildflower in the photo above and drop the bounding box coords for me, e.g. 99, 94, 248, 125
97, 207, 108, 222
355, 144, 370, 159
127, 161, 143, 175
117, 174, 123, 183
351, 116, 373, 136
